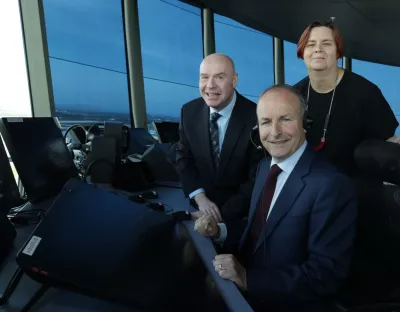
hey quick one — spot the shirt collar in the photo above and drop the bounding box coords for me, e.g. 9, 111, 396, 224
210, 91, 236, 119
270, 141, 307, 175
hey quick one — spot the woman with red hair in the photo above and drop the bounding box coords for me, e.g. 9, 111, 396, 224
294, 20, 399, 177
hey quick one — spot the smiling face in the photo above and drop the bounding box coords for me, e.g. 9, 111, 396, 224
303, 26, 338, 71
199, 54, 238, 110
257, 89, 306, 162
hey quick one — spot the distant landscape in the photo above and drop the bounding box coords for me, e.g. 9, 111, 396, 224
56, 109, 180, 125
55, 109, 180, 138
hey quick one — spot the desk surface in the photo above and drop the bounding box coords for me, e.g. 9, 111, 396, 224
0, 184, 253, 312
155, 187, 253, 312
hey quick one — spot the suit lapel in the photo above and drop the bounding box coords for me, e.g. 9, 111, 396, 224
247, 160, 268, 225
196, 102, 216, 175
253, 146, 315, 253
217, 96, 246, 179
239, 159, 269, 249
253, 174, 305, 252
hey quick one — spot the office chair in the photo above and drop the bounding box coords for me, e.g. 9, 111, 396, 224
335, 139, 400, 312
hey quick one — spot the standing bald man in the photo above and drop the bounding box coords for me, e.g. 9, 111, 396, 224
176, 53, 261, 222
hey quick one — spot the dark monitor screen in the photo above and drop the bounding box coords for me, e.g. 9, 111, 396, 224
0, 117, 78, 203
17, 179, 229, 311
127, 127, 157, 155
153, 121, 180, 144
0, 137, 20, 215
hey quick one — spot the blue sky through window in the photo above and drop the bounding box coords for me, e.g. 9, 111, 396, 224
42, 0, 399, 134
138, 0, 203, 120
215, 14, 273, 103
43, 0, 130, 123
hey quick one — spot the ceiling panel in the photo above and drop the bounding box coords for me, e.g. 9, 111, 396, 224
182, 0, 400, 66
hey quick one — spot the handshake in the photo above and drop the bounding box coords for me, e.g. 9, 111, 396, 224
193, 213, 221, 238
191, 210, 248, 291
191, 192, 224, 238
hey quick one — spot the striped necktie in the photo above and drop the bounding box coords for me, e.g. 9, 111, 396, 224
210, 112, 221, 168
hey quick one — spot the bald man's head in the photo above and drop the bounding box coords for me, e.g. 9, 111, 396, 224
201, 53, 236, 74
257, 85, 306, 118
199, 53, 238, 110
257, 85, 306, 163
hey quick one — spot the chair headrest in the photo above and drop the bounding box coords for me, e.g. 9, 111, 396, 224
354, 139, 400, 186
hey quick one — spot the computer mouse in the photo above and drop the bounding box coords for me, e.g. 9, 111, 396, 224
146, 202, 164, 212
128, 194, 147, 203
140, 191, 158, 199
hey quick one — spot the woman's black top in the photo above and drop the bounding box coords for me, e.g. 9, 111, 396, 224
294, 71, 399, 176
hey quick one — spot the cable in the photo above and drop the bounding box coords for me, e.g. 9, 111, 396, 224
86, 158, 114, 174
49, 56, 127, 75
159, 0, 200, 17
394, 189, 400, 206
126, 192, 173, 214
168, 210, 192, 221
8, 201, 30, 214
159, 0, 269, 36
49, 56, 261, 99
63, 123, 104, 144
142, 76, 259, 99
161, 203, 174, 214
84, 158, 115, 181
86, 123, 104, 141
7, 209, 45, 217
250, 125, 262, 150
63, 124, 87, 143
7, 208, 46, 226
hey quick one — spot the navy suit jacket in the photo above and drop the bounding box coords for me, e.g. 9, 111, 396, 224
227, 145, 358, 311
176, 92, 262, 220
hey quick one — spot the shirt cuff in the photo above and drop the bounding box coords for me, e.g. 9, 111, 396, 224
189, 188, 205, 199
213, 223, 227, 245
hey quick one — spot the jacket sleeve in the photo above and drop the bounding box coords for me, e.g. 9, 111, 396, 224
220, 113, 265, 221
246, 173, 358, 303
175, 105, 203, 197
223, 159, 264, 252
220, 148, 264, 220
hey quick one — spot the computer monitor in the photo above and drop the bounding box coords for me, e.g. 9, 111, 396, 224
0, 136, 20, 215
142, 143, 180, 183
152, 121, 180, 144
0, 117, 78, 203
127, 127, 158, 155
17, 179, 229, 311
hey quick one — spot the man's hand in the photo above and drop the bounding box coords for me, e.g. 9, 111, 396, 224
213, 254, 247, 291
194, 214, 220, 237
190, 211, 204, 220
387, 136, 400, 144
194, 192, 222, 222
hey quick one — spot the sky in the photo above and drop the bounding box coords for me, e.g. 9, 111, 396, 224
43, 0, 399, 133
0, 0, 31, 117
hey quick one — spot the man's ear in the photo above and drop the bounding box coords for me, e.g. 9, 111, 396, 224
233, 73, 238, 88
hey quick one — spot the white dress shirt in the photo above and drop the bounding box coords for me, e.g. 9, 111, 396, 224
189, 92, 237, 199
266, 140, 307, 219
216, 141, 308, 243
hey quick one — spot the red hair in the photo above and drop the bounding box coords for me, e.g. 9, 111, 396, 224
297, 21, 344, 59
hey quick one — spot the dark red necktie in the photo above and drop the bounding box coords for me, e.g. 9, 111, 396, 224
243, 164, 283, 256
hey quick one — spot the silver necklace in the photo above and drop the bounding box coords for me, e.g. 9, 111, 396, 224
306, 72, 339, 150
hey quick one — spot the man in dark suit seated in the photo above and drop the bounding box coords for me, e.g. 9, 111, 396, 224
176, 53, 261, 222
195, 85, 358, 311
